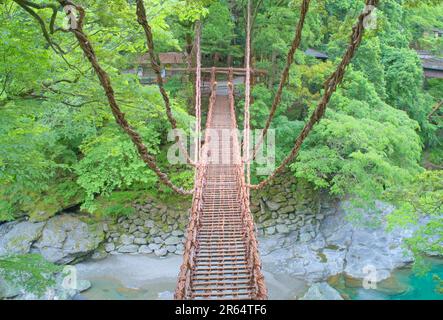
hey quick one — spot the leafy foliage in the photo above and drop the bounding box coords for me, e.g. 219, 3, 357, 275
75, 126, 159, 213
0, 1, 441, 275
385, 171, 443, 260
291, 69, 422, 204
0, 0, 195, 220
201, 1, 237, 59
0, 254, 62, 296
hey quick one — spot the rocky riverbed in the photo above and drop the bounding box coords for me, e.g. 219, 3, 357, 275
0, 201, 438, 299
260, 202, 415, 285
74, 254, 308, 300
72, 199, 424, 300
0, 173, 439, 300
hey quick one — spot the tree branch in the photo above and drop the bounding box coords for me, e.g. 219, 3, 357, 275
428, 100, 443, 121
14, 0, 65, 54
13, 0, 86, 74
55, 0, 192, 195
251, 0, 379, 190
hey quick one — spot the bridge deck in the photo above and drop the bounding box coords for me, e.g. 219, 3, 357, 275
189, 95, 254, 299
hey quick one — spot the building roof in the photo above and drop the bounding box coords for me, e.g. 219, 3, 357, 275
137, 52, 186, 65
305, 48, 329, 59
431, 28, 443, 34
416, 50, 443, 71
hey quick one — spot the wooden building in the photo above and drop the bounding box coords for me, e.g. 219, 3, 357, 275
133, 52, 188, 84
305, 48, 329, 61
417, 50, 443, 79
424, 28, 443, 38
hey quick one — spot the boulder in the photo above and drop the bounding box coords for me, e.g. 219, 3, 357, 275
148, 243, 161, 251
0, 257, 85, 300
164, 236, 181, 245
77, 280, 92, 292
128, 224, 138, 234
154, 237, 163, 244
118, 245, 139, 253
271, 194, 287, 203
160, 233, 170, 240
154, 248, 168, 257
276, 224, 289, 234
265, 226, 276, 235
166, 245, 177, 253
0, 221, 45, 256
262, 220, 275, 228
133, 231, 147, 238
341, 225, 413, 282
139, 245, 153, 254
299, 232, 313, 243
120, 234, 134, 245
91, 249, 107, 260
278, 206, 295, 215
34, 215, 104, 264
134, 238, 148, 245
266, 201, 281, 211
172, 230, 184, 237
300, 282, 343, 300
0, 276, 21, 299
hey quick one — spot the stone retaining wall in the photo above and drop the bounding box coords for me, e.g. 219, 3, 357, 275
251, 174, 337, 242
103, 173, 336, 257
103, 199, 190, 257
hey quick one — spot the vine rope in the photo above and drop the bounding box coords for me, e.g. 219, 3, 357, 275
250, 0, 379, 190
58, 0, 192, 195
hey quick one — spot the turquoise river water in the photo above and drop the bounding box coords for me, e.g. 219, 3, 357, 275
335, 257, 443, 300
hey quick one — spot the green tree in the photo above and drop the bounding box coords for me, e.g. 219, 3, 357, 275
201, 1, 236, 64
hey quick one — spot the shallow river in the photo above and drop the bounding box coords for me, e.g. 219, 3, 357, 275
75, 254, 443, 300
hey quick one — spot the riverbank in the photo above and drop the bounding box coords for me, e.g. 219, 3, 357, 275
1, 178, 440, 300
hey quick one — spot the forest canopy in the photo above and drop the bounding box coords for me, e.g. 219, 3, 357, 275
0, 0, 442, 261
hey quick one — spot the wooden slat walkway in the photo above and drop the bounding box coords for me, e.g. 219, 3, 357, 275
190, 95, 254, 299
175, 74, 267, 300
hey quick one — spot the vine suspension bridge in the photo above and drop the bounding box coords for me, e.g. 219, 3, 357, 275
23, 0, 378, 301
175, 68, 267, 299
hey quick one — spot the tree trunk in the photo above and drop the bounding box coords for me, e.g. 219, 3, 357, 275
213, 53, 220, 66
227, 54, 233, 67
186, 31, 196, 114
268, 50, 277, 89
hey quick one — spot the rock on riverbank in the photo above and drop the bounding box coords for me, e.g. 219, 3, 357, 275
300, 282, 343, 300
259, 201, 416, 297
0, 214, 105, 264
